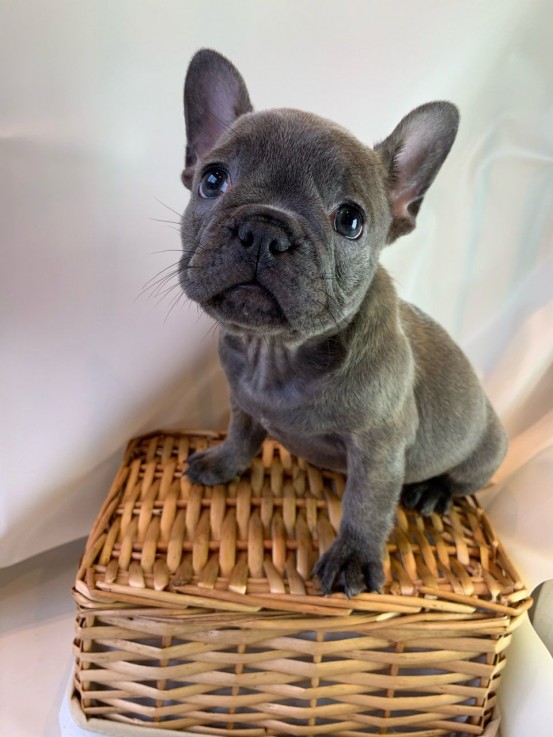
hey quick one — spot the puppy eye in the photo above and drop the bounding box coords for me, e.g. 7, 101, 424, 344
333, 204, 364, 239
199, 166, 231, 198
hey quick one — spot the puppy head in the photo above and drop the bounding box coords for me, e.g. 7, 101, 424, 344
179, 49, 458, 340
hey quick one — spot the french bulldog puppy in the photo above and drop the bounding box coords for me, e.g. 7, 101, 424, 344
178, 49, 507, 596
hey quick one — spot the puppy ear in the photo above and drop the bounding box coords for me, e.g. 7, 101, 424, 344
375, 102, 459, 243
182, 49, 253, 189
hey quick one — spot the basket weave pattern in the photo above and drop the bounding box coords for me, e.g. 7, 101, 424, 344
73, 431, 531, 736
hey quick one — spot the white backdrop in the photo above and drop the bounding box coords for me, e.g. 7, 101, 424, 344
1, 1, 552, 732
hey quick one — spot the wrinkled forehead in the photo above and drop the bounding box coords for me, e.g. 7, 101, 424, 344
209, 109, 384, 206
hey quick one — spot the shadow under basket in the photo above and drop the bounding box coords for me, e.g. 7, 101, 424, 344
72, 430, 531, 737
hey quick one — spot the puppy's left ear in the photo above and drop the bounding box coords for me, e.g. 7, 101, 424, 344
182, 49, 253, 189
375, 102, 459, 243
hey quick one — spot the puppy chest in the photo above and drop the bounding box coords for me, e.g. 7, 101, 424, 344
244, 396, 349, 472
227, 371, 347, 469
222, 339, 320, 419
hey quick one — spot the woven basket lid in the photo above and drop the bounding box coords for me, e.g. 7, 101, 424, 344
75, 431, 531, 619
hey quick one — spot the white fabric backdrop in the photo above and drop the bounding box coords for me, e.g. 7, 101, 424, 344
1, 1, 552, 732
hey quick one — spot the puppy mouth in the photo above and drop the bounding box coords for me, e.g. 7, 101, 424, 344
207, 281, 286, 328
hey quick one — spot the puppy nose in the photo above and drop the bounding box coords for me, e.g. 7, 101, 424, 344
237, 218, 292, 255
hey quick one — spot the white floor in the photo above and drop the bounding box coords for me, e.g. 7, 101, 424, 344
0, 538, 86, 737
1, 538, 552, 737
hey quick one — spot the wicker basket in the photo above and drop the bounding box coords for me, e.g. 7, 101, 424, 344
72, 430, 531, 737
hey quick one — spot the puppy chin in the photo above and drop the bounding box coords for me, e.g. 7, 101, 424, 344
204, 282, 288, 334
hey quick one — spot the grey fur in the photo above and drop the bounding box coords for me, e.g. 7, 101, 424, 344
177, 49, 507, 596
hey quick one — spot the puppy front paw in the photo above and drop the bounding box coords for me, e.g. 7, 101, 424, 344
312, 533, 384, 597
186, 445, 246, 486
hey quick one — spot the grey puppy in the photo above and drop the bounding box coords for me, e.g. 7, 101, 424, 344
178, 49, 507, 596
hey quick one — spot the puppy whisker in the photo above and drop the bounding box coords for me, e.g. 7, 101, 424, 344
164, 290, 187, 323
201, 318, 221, 344
139, 261, 181, 293
154, 196, 183, 219
156, 281, 183, 306
137, 270, 181, 302
151, 218, 181, 225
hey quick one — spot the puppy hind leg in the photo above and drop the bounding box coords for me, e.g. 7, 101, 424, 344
401, 454, 500, 516
402, 409, 508, 516
401, 455, 503, 517
401, 477, 453, 516
445, 408, 508, 498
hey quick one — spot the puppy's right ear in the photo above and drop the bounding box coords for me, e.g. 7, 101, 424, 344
182, 49, 253, 189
